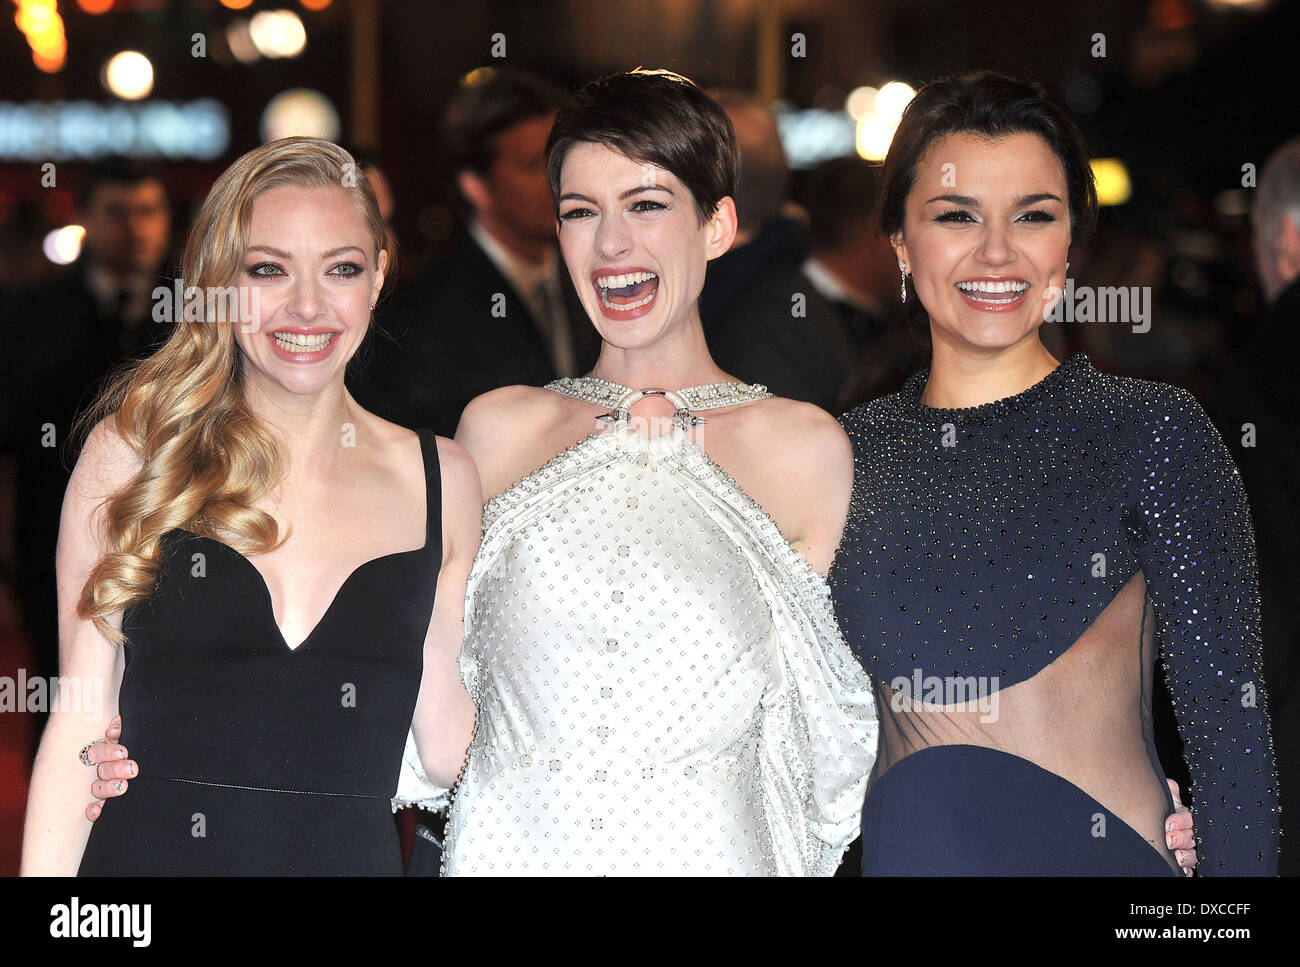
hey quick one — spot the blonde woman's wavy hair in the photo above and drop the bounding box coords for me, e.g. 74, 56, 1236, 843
78, 137, 392, 644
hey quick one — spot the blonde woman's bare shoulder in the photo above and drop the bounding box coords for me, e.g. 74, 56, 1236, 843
432, 435, 481, 504
59, 417, 143, 563
431, 435, 483, 553
69, 417, 142, 504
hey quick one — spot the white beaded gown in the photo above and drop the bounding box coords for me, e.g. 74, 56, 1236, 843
394, 378, 878, 876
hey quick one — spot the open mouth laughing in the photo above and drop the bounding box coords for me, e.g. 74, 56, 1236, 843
592, 267, 659, 320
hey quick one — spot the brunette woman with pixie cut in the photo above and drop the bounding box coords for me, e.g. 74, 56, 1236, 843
830, 71, 1276, 875
391, 69, 879, 876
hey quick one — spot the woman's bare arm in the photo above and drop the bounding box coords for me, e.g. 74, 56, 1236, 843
407, 437, 481, 788
21, 420, 135, 875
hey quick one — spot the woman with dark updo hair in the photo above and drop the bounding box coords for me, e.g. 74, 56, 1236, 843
830, 71, 1278, 875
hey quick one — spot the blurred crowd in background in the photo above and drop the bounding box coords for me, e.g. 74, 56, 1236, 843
1, 0, 1297, 876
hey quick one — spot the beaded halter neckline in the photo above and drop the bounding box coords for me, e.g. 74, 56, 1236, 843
545, 376, 772, 431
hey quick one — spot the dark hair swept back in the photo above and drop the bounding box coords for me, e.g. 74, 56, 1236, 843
877, 70, 1098, 242
545, 68, 739, 224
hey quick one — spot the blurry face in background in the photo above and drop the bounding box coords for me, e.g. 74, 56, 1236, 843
234, 184, 386, 400
848, 223, 907, 303
80, 179, 171, 277
892, 132, 1071, 354
557, 141, 735, 351
1252, 207, 1300, 304
473, 113, 558, 246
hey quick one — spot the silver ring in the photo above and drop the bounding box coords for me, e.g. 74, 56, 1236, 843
79, 738, 107, 767
607, 388, 702, 431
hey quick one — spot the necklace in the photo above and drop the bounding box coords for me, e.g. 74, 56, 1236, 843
546, 376, 772, 431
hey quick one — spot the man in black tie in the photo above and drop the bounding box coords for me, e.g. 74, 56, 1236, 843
0, 157, 172, 691
350, 67, 597, 437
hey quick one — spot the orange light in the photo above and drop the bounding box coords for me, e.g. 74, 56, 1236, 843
33, 47, 66, 72
219, 0, 254, 10
77, 0, 114, 13
14, 0, 68, 73
300, 0, 332, 9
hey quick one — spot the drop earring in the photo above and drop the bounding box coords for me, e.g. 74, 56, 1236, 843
899, 260, 909, 303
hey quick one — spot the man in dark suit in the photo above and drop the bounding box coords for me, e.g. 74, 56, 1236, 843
699, 91, 847, 413
0, 158, 172, 688
350, 67, 597, 437
1209, 135, 1300, 877
800, 156, 920, 412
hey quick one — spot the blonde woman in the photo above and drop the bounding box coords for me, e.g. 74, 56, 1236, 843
21, 138, 479, 875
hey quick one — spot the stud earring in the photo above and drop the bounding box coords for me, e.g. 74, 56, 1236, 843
899, 260, 909, 303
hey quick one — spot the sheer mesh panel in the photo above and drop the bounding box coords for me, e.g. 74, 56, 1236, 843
868, 571, 1178, 873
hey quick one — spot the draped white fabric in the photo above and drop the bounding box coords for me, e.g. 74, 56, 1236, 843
394, 421, 877, 875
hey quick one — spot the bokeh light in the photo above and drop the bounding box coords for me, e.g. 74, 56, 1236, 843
260, 88, 340, 142
1091, 158, 1133, 206
845, 86, 878, 121
875, 81, 916, 120
15, 0, 68, 72
43, 225, 85, 265
103, 51, 155, 101
249, 10, 308, 58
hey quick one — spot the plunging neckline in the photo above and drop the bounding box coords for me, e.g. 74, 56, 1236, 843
173, 433, 431, 653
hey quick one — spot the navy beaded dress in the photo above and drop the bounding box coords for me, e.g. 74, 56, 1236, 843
830, 354, 1278, 875
78, 430, 441, 876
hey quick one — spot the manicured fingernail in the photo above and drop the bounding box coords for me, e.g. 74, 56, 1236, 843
1166, 821, 1174, 831
114, 780, 124, 792
1177, 851, 1187, 865
117, 749, 126, 759
1167, 835, 1175, 848
129, 764, 136, 776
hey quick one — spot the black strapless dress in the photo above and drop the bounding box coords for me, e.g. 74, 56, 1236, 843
79, 430, 441, 876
